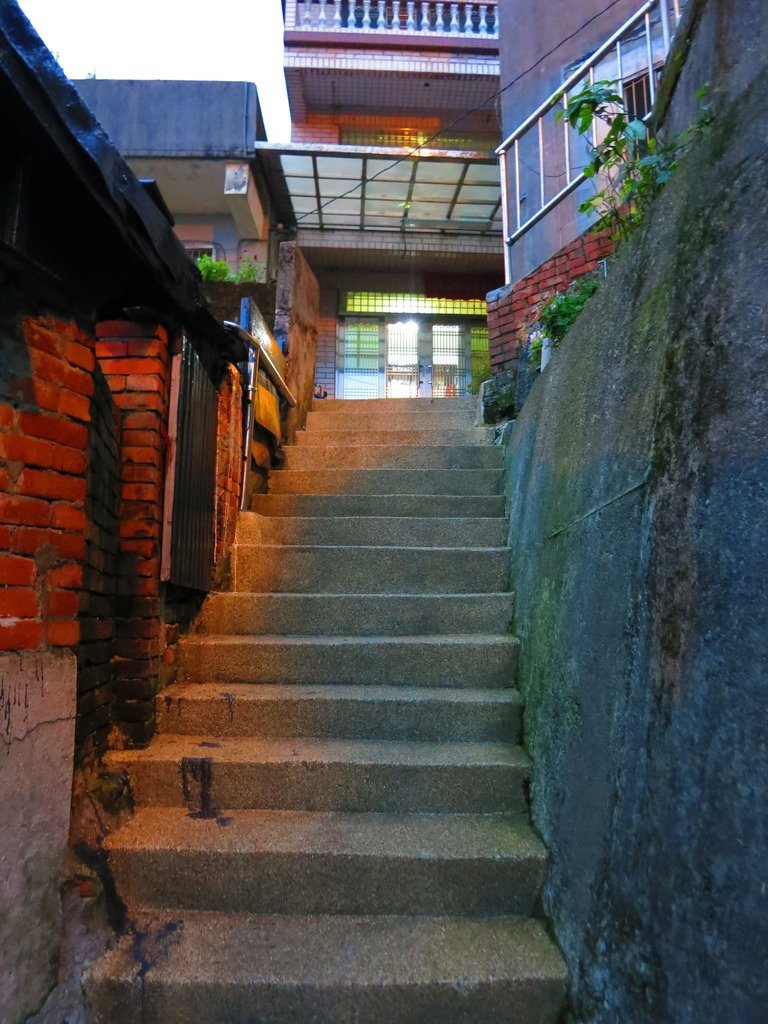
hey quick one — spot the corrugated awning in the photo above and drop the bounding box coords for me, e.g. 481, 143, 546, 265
255, 142, 502, 235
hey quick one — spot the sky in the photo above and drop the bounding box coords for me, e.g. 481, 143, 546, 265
16, 0, 293, 141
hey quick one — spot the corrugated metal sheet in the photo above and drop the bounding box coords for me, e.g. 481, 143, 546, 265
169, 334, 218, 591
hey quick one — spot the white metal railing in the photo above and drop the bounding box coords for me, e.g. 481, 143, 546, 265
290, 0, 498, 37
496, 0, 683, 282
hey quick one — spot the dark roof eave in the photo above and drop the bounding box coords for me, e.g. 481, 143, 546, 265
0, 2, 206, 321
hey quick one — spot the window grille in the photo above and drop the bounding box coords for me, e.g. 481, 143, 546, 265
344, 292, 487, 317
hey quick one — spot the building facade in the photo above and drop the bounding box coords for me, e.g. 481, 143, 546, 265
497, 0, 683, 285
257, 0, 505, 397
74, 80, 279, 281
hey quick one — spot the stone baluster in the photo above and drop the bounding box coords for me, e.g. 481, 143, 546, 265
363, 0, 372, 27
421, 0, 430, 30
392, 0, 401, 29
333, 0, 343, 27
479, 4, 488, 34
406, 1, 416, 30
435, 2, 444, 32
318, 0, 327, 27
378, 0, 387, 29
450, 2, 460, 33
302, 1, 312, 26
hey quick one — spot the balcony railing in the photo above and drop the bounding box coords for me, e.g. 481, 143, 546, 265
496, 0, 683, 282
290, 1, 498, 37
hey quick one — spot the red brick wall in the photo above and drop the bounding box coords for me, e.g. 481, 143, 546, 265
488, 227, 614, 372
1, 317, 93, 652
2, 307, 247, 754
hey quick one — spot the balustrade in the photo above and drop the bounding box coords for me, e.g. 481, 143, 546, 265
293, 0, 498, 37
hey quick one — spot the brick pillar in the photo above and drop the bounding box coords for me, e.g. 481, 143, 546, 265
95, 320, 170, 746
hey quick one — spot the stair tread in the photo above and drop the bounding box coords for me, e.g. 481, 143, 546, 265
161, 681, 522, 705
251, 494, 503, 501
181, 633, 517, 646
232, 543, 508, 553
106, 807, 546, 860
88, 911, 565, 988
107, 734, 529, 768
239, 514, 506, 523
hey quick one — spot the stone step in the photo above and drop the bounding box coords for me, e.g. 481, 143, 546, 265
295, 428, 493, 447
231, 544, 509, 593
106, 736, 530, 813
177, 634, 517, 688
314, 397, 478, 414
106, 808, 548, 917
268, 468, 502, 496
85, 912, 566, 1024
197, 592, 514, 636
157, 683, 522, 742
307, 411, 479, 432
235, 513, 507, 548
284, 445, 502, 471
249, 493, 505, 517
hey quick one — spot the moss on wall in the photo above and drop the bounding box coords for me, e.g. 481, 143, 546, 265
502, 5, 768, 1020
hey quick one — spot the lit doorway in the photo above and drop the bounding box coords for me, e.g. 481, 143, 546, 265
338, 318, 488, 398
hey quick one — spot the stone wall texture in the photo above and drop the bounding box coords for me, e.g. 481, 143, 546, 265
501, 2, 768, 1021
274, 241, 320, 442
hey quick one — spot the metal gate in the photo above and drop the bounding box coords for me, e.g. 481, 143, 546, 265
163, 334, 219, 591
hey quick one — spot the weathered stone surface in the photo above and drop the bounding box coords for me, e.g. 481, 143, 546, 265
274, 242, 319, 443
107, 807, 548, 916
481, 368, 517, 423
202, 281, 276, 331
501, 3, 768, 1021
0, 651, 76, 1024
87, 912, 565, 1024
156, 683, 522, 741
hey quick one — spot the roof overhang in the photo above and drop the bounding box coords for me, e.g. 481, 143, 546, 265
255, 142, 502, 237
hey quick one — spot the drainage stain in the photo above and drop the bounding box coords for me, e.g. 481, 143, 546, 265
181, 756, 217, 819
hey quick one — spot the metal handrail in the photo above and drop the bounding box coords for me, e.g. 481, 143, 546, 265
222, 321, 297, 407
496, 0, 682, 282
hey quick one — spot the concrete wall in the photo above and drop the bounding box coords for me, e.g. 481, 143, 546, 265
502, 2, 768, 1020
1, 652, 76, 1024
73, 80, 265, 157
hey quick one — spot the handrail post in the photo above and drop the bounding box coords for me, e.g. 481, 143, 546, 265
499, 148, 511, 283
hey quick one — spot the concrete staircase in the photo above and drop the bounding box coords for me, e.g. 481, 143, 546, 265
85, 396, 566, 1023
